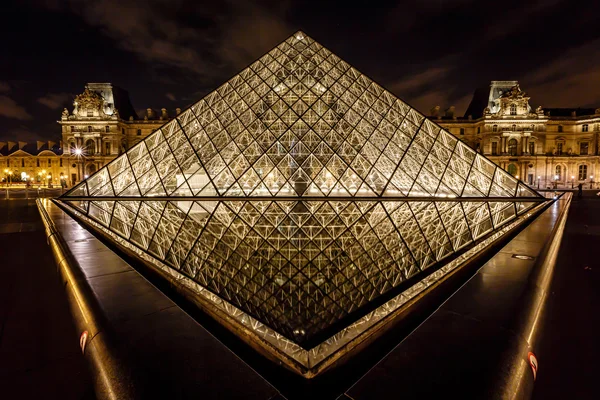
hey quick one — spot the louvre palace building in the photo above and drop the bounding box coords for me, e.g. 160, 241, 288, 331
1, 80, 599, 190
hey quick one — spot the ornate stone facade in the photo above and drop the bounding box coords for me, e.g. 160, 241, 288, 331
59, 83, 175, 184
3, 80, 598, 189
435, 81, 600, 189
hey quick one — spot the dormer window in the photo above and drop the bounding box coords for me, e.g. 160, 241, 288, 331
510, 104, 517, 115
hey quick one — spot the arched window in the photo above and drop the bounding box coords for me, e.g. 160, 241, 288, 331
508, 139, 518, 156
529, 141, 535, 155
510, 104, 517, 115
512, 124, 517, 131
507, 164, 518, 176
85, 139, 96, 155
555, 165, 562, 181
579, 165, 588, 180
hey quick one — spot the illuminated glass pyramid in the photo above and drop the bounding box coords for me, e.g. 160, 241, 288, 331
60, 31, 543, 374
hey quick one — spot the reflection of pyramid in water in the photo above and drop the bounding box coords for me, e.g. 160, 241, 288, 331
61, 31, 542, 347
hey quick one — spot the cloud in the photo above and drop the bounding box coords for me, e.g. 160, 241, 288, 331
0, 81, 9, 93
524, 38, 600, 107
0, 96, 32, 120
387, 67, 450, 95
53, 0, 293, 81
37, 92, 71, 109
166, 92, 176, 101
5, 125, 44, 142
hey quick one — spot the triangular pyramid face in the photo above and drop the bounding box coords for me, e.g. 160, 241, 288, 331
59, 31, 546, 372
63, 31, 542, 201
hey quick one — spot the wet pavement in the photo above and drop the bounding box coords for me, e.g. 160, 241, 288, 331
0, 200, 93, 399
1, 193, 598, 399
532, 191, 600, 399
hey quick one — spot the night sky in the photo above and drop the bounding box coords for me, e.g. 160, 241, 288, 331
2, 0, 600, 142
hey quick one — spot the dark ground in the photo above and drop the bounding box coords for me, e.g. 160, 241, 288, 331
0, 192, 598, 399
0, 199, 93, 399
532, 190, 600, 399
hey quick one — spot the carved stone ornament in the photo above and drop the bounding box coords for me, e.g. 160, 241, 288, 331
73, 88, 104, 116
501, 84, 528, 100
62, 107, 69, 117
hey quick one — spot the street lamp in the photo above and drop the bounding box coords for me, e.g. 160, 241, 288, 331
571, 175, 575, 189
3, 169, 11, 187
537, 175, 541, 189
71, 147, 85, 184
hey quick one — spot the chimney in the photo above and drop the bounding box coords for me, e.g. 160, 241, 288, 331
176, 108, 181, 115
147, 108, 153, 119
161, 108, 168, 120
430, 106, 440, 117
445, 106, 455, 118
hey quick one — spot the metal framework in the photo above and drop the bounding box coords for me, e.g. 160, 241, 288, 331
60, 31, 544, 374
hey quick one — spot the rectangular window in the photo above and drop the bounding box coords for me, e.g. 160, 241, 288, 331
580, 142, 589, 155
460, 128, 465, 135
105, 142, 111, 155
529, 142, 535, 155
60, 158, 63, 167
557, 143, 563, 155
21, 159, 24, 167
558, 125, 563, 133
137, 129, 142, 136
492, 125, 498, 133
70, 126, 75, 132
48, 159, 51, 167
36, 159, 40, 167
579, 165, 588, 180
582, 124, 589, 132
491, 142, 498, 156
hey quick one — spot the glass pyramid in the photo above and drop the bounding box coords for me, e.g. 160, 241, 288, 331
60, 31, 543, 372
